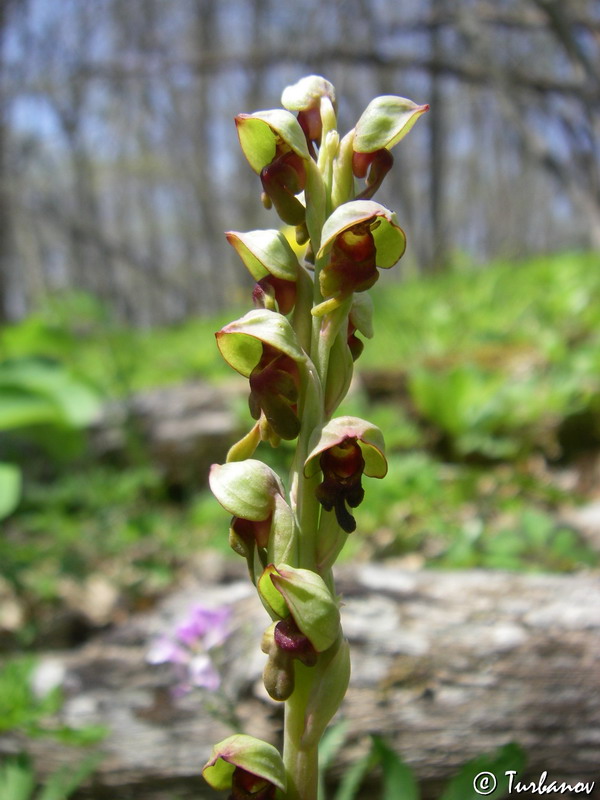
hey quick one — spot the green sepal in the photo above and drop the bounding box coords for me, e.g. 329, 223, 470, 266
304, 416, 387, 479
269, 493, 296, 566
216, 309, 306, 378
354, 95, 429, 153
209, 459, 284, 521
317, 200, 406, 269
258, 564, 289, 619
271, 564, 340, 653
300, 637, 351, 749
235, 109, 310, 174
281, 75, 336, 111
202, 734, 286, 792
324, 328, 354, 417
226, 229, 300, 282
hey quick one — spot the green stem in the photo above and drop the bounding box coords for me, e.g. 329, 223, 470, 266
289, 357, 322, 569
282, 666, 320, 800
283, 739, 319, 800
282, 97, 351, 800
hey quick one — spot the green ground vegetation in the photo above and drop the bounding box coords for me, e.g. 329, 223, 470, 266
1, 252, 599, 645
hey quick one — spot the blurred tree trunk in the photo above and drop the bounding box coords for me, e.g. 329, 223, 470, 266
187, 0, 223, 314
48, 4, 111, 313
528, 0, 600, 249
2, 0, 599, 323
428, 0, 448, 272
0, 0, 14, 322
237, 0, 269, 231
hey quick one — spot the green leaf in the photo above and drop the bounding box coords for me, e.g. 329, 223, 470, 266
209, 459, 284, 521
333, 743, 378, 800
0, 462, 21, 519
329, 736, 419, 800
49, 723, 109, 747
271, 564, 340, 652
317, 201, 406, 269
319, 721, 349, 773
0, 755, 36, 800
318, 722, 349, 800
371, 737, 420, 800
0, 387, 64, 430
0, 358, 101, 428
439, 742, 526, 800
236, 109, 309, 173
226, 229, 300, 282
38, 753, 103, 800
0, 656, 62, 735
409, 365, 503, 439
354, 96, 429, 152
202, 734, 286, 792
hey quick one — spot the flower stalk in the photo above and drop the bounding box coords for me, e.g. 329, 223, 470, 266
202, 76, 427, 800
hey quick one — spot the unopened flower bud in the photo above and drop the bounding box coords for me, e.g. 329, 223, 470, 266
270, 565, 341, 653
282, 75, 336, 154
263, 640, 295, 702
274, 616, 318, 667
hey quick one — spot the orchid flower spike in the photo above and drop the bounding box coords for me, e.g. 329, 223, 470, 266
205, 75, 427, 800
